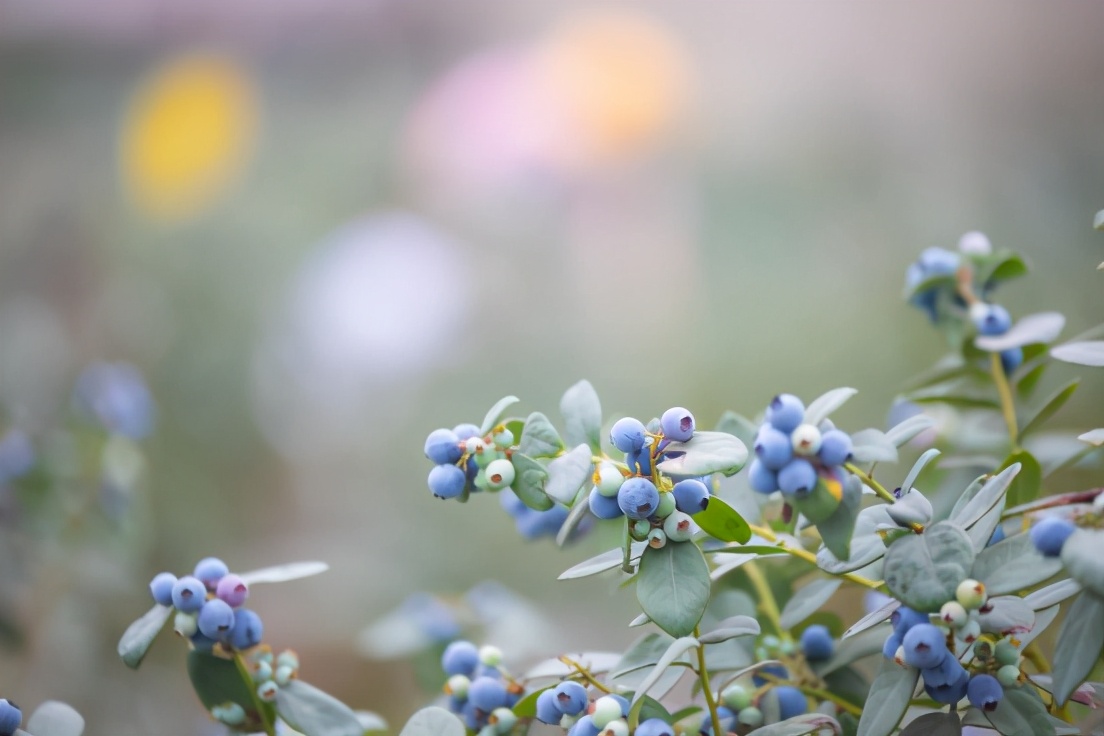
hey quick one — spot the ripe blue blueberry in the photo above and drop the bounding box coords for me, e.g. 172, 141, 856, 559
589, 487, 625, 519
924, 667, 969, 705
766, 394, 805, 433
171, 576, 207, 613
228, 609, 264, 650
774, 686, 808, 720
149, 572, 178, 606
891, 606, 930, 636
552, 680, 588, 716
194, 557, 229, 590
902, 623, 949, 669
800, 624, 834, 661
817, 429, 853, 466
967, 675, 1003, 712
754, 426, 793, 471
567, 715, 601, 736
672, 478, 709, 513
918, 247, 960, 276
920, 653, 967, 688
1029, 516, 1076, 558
424, 428, 463, 464
660, 407, 695, 442
453, 423, 480, 440
972, 303, 1012, 336
468, 676, 509, 712
198, 598, 236, 639
609, 417, 647, 453
0, 699, 21, 736
624, 448, 652, 476
698, 705, 737, 734
777, 458, 817, 496
747, 458, 779, 494
535, 689, 562, 724
617, 477, 660, 520
752, 662, 789, 687
634, 718, 674, 736
1000, 347, 1023, 375
516, 504, 570, 539
442, 640, 481, 677
216, 574, 249, 608
428, 463, 467, 499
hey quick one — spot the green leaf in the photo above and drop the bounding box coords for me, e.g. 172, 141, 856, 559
976, 595, 1035, 637
517, 412, 564, 458
1079, 428, 1104, 446
116, 603, 173, 669
949, 464, 1020, 530
885, 414, 936, 448
746, 714, 843, 736
693, 496, 751, 543
779, 579, 842, 631
814, 623, 889, 678
1060, 529, 1104, 597
790, 480, 842, 525
983, 683, 1055, 735
804, 387, 858, 426
884, 521, 976, 612
629, 636, 699, 706
975, 312, 1065, 352
816, 532, 884, 575
1095, 209, 1104, 230
611, 632, 678, 679
356, 710, 388, 734
1051, 591, 1104, 706
998, 450, 1042, 508
974, 249, 1029, 288
848, 428, 898, 464
901, 449, 941, 496
813, 472, 863, 561
709, 552, 758, 581
560, 380, 603, 451
276, 680, 363, 736
555, 489, 593, 546
636, 542, 711, 638
187, 650, 272, 732
239, 561, 329, 586
398, 706, 466, 736
25, 702, 85, 736
899, 712, 961, 736
698, 615, 760, 644
544, 444, 593, 504
714, 411, 758, 448
972, 532, 1063, 595
508, 452, 553, 511
559, 543, 646, 580
1016, 362, 1048, 398
480, 396, 520, 435
907, 380, 999, 409
843, 598, 898, 639
656, 431, 748, 477
1050, 340, 1104, 367
964, 495, 1006, 553
1024, 578, 1081, 610
855, 658, 920, 736
1019, 379, 1080, 441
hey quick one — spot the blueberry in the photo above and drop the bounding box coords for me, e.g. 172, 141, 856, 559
721, 683, 750, 710
663, 511, 694, 542
972, 303, 1012, 336
424, 428, 463, 464
921, 654, 966, 688
777, 458, 817, 496
609, 417, 647, 453
589, 487, 625, 519
190, 631, 219, 652
955, 669, 995, 709
790, 424, 822, 457
149, 572, 178, 606
567, 715, 601, 736
924, 667, 969, 705
499, 487, 526, 517
453, 423, 480, 440
754, 426, 793, 470
766, 394, 805, 433
1000, 347, 1023, 375
468, 676, 509, 712
193, 557, 229, 590
0, 698, 21, 736
198, 598, 236, 639
73, 361, 155, 439
442, 640, 480, 677
599, 718, 629, 736
171, 576, 207, 613
891, 606, 930, 636
752, 662, 789, 687
483, 459, 516, 491
552, 680, 588, 716
516, 504, 569, 540
216, 574, 249, 608
800, 624, 834, 661
698, 705, 737, 734
747, 458, 779, 494
901, 623, 949, 669
428, 463, 467, 499
774, 685, 808, 720
918, 247, 960, 276
672, 478, 709, 513
617, 477, 660, 520
535, 689, 562, 724
654, 491, 676, 519
173, 611, 198, 638
1029, 516, 1076, 558
817, 429, 852, 466
634, 718, 674, 736
0, 429, 34, 483
624, 448, 652, 476
647, 528, 667, 549
660, 407, 695, 442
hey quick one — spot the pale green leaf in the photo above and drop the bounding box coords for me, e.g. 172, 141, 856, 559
855, 658, 920, 736
884, 521, 975, 612
693, 496, 751, 543
975, 312, 1066, 351
560, 380, 602, 450
480, 396, 519, 435
544, 444, 593, 505
239, 561, 329, 586
116, 603, 173, 669
1050, 340, 1104, 367
398, 706, 466, 736
1019, 379, 1080, 440
656, 431, 748, 477
779, 579, 841, 630
804, 387, 858, 426
276, 680, 363, 736
636, 542, 711, 638
848, 428, 898, 464
517, 412, 564, 458
629, 636, 699, 706
25, 702, 84, 736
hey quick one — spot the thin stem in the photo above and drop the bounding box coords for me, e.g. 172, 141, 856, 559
745, 523, 885, 590
233, 651, 276, 736
558, 656, 612, 694
991, 351, 1020, 450
694, 625, 724, 736
621, 516, 633, 574
743, 562, 783, 635
845, 463, 924, 533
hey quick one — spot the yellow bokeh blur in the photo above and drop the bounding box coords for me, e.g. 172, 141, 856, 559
120, 53, 257, 221
534, 10, 692, 164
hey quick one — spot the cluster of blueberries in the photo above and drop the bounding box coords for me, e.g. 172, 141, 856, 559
534, 684, 663, 736
747, 394, 852, 497
440, 640, 524, 734
882, 580, 1019, 711
425, 423, 572, 541
587, 408, 708, 549
903, 236, 1022, 374
0, 699, 20, 736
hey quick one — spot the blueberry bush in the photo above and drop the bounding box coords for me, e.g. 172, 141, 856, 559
4, 229, 1104, 736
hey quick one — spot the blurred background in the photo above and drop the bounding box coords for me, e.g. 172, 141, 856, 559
1, 1, 1102, 732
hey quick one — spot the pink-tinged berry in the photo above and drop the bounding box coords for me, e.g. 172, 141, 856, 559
215, 574, 249, 608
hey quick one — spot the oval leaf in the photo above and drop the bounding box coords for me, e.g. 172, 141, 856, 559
983, 684, 1055, 736
629, 636, 699, 706
779, 579, 842, 631
656, 431, 748, 477
855, 659, 920, 736
517, 411, 564, 458
636, 542, 711, 638
977, 595, 1035, 636
698, 615, 760, 644
398, 706, 466, 736
885, 413, 937, 448
949, 464, 1020, 530
276, 680, 363, 736
187, 650, 269, 731
975, 312, 1066, 351
1024, 578, 1082, 610
1018, 380, 1080, 440
848, 429, 899, 464
899, 711, 961, 736
508, 452, 553, 511
1050, 340, 1104, 367
901, 449, 941, 498
1060, 529, 1104, 597
559, 543, 646, 580
560, 380, 602, 450
1078, 428, 1104, 446
555, 491, 594, 547
746, 714, 843, 736
239, 561, 330, 586
1052, 591, 1104, 706
25, 702, 85, 736
480, 395, 519, 435
693, 496, 751, 543
117, 603, 173, 669
843, 598, 899, 639
971, 532, 1063, 595
884, 521, 975, 612
544, 444, 594, 505
805, 387, 859, 427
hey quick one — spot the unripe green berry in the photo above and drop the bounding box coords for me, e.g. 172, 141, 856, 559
479, 645, 503, 666
559, 713, 579, 729
214, 702, 246, 726
647, 528, 667, 549
484, 459, 515, 490
662, 511, 694, 542
446, 675, 470, 698
791, 424, 823, 456
738, 706, 764, 727
174, 611, 198, 638
955, 579, 987, 609
958, 619, 981, 644
630, 519, 651, 541
276, 649, 299, 670
997, 664, 1021, 688
465, 437, 485, 455
274, 664, 295, 686
761, 635, 780, 652
721, 684, 751, 710
994, 641, 1020, 667
939, 601, 969, 628
252, 660, 273, 683
489, 707, 517, 733
778, 637, 797, 656
257, 680, 279, 702
596, 463, 625, 496
591, 696, 624, 728
475, 447, 502, 468
654, 491, 676, 519
600, 719, 629, 736
492, 429, 514, 449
